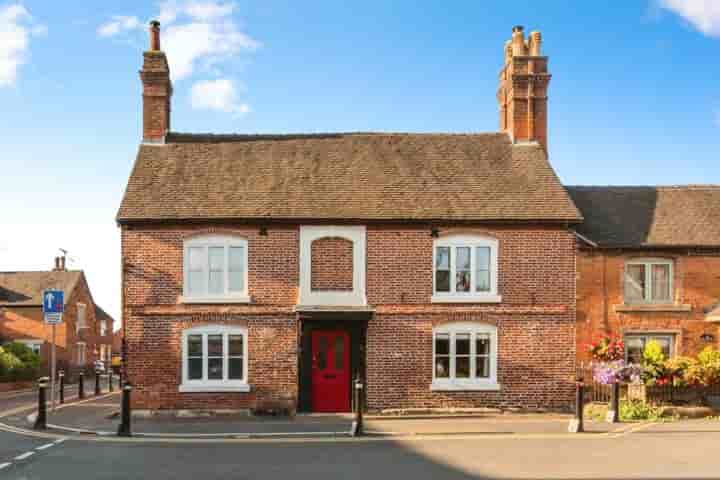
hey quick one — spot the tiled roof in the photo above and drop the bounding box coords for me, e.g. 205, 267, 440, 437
568, 186, 720, 247
0, 271, 83, 306
117, 132, 581, 223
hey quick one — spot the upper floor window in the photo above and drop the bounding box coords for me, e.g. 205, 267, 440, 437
432, 235, 501, 303
624, 259, 673, 304
183, 235, 249, 303
100, 320, 107, 337
180, 325, 249, 393
431, 322, 500, 391
76, 342, 86, 365
76, 303, 87, 333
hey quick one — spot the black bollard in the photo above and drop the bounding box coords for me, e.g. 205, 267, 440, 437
58, 370, 65, 404
117, 383, 132, 437
95, 370, 101, 396
108, 372, 113, 392
78, 371, 85, 399
34, 377, 49, 430
569, 377, 585, 433
352, 375, 364, 437
607, 381, 620, 423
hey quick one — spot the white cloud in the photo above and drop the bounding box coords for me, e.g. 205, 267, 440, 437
0, 3, 45, 87
659, 0, 720, 37
190, 78, 249, 115
97, 15, 141, 37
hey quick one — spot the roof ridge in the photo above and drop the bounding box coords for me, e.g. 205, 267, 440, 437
568, 184, 720, 190
165, 131, 508, 143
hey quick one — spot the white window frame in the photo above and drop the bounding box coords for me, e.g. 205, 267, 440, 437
76, 342, 86, 366
624, 258, 674, 304
299, 226, 367, 306
100, 320, 107, 337
431, 235, 501, 303
180, 325, 250, 393
181, 235, 250, 303
76, 303, 87, 333
19, 340, 42, 355
431, 322, 500, 391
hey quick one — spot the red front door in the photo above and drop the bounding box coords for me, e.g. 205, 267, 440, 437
311, 330, 351, 412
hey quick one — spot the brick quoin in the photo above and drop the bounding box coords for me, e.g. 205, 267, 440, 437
576, 248, 720, 364
122, 223, 577, 411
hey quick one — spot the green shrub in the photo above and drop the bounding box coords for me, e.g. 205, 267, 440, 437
620, 399, 666, 421
0, 347, 23, 380
3, 342, 39, 367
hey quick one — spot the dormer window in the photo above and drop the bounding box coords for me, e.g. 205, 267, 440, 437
182, 235, 249, 303
432, 235, 501, 303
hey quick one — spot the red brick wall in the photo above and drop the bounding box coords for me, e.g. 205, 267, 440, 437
576, 248, 720, 364
310, 237, 353, 291
122, 223, 577, 411
366, 312, 575, 410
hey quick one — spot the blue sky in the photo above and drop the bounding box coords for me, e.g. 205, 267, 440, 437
1, 0, 719, 324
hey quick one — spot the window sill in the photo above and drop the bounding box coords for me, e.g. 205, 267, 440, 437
614, 304, 692, 313
431, 294, 502, 304
179, 295, 251, 304
430, 381, 501, 392
179, 383, 251, 393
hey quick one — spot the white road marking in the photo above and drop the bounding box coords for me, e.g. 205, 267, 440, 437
36, 443, 55, 451
14, 451, 35, 461
0, 463, 11, 470
53, 438, 66, 445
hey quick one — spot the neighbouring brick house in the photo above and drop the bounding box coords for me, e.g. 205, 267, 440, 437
0, 256, 115, 373
570, 186, 720, 365
118, 23, 582, 412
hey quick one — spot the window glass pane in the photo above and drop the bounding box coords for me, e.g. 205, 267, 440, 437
624, 264, 646, 302
476, 247, 491, 292
208, 335, 223, 357
188, 335, 203, 357
457, 247, 471, 270
188, 271, 204, 296
435, 356, 450, 378
435, 333, 450, 355
228, 246, 245, 292
456, 247, 471, 292
208, 358, 223, 380
334, 335, 344, 369
188, 358, 203, 380
651, 264, 671, 302
625, 337, 644, 364
456, 333, 470, 355
188, 247, 204, 271
476, 356, 490, 378
317, 336, 328, 371
229, 358, 243, 380
456, 356, 470, 378
229, 335, 243, 356
208, 247, 225, 295
476, 335, 490, 356
435, 247, 450, 292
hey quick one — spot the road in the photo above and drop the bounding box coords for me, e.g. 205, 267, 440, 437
0, 423, 716, 479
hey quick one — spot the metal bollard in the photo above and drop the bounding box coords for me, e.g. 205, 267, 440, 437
351, 376, 364, 437
34, 377, 49, 430
117, 383, 132, 437
108, 372, 113, 392
58, 370, 65, 404
607, 381, 620, 423
95, 370, 101, 396
569, 377, 585, 433
78, 371, 85, 399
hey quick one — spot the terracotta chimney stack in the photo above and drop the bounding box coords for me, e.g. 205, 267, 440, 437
497, 25, 551, 152
140, 21, 172, 143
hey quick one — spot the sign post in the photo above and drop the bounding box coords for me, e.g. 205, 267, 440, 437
42, 289, 64, 411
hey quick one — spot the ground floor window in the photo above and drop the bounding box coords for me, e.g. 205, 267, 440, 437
431, 322, 500, 391
18, 340, 42, 355
76, 342, 86, 365
180, 325, 250, 392
624, 334, 675, 364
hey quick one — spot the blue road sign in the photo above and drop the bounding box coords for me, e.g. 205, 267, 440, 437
42, 290, 64, 314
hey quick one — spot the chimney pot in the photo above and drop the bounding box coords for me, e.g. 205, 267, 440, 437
529, 31, 542, 56
512, 25, 524, 33
149, 20, 161, 51
53, 257, 60, 271
59, 256, 66, 271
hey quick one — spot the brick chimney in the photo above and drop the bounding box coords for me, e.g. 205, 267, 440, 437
140, 21, 172, 143
497, 26, 551, 152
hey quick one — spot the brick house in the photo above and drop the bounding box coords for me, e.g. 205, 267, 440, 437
570, 186, 720, 365
0, 256, 115, 372
118, 23, 582, 413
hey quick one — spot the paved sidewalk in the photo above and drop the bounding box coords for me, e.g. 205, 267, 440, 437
7, 394, 629, 438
